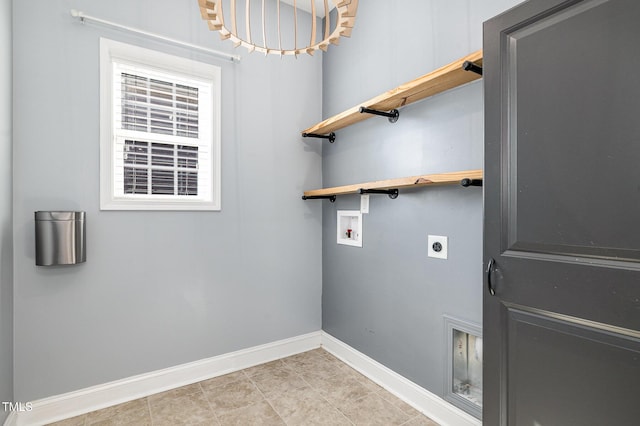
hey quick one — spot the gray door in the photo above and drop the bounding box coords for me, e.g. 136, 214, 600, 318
483, 0, 640, 425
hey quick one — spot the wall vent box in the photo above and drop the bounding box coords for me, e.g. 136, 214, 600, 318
35, 211, 86, 266
444, 316, 482, 419
337, 210, 362, 247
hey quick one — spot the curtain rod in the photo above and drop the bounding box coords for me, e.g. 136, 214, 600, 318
70, 9, 241, 63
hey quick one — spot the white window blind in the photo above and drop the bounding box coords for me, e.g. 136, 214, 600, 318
121, 140, 199, 196
117, 70, 200, 139
100, 38, 221, 211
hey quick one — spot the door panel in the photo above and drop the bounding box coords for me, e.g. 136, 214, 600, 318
484, 0, 640, 424
506, 305, 640, 426
504, 0, 640, 262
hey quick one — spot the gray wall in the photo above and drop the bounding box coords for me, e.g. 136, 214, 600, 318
321, 0, 522, 398
1, 0, 13, 421
13, 0, 322, 401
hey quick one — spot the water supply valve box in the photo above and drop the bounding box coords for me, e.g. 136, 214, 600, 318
337, 210, 362, 247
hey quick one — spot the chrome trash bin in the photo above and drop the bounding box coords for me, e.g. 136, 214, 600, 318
35, 211, 86, 266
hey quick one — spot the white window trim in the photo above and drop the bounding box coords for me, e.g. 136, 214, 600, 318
100, 38, 221, 211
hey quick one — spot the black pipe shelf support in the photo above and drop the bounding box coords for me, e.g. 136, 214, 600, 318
462, 61, 483, 76
359, 188, 399, 199
302, 132, 336, 143
359, 107, 400, 123
302, 195, 337, 202
461, 178, 483, 187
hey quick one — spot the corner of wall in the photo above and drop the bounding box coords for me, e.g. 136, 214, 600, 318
0, 0, 13, 421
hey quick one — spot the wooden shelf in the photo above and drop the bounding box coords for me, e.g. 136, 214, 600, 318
303, 169, 483, 198
301, 52, 484, 202
302, 50, 483, 136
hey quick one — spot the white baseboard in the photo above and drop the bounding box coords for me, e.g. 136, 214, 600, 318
6, 331, 480, 426
8, 331, 322, 426
2, 413, 16, 426
320, 332, 481, 426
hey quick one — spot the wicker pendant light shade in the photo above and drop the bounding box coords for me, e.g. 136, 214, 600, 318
197, 0, 358, 57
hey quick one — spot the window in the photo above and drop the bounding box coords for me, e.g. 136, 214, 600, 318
100, 38, 221, 210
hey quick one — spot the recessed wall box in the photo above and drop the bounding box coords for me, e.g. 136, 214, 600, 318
337, 210, 362, 247
444, 316, 483, 419
35, 211, 86, 266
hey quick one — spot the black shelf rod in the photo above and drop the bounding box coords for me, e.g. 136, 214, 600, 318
461, 178, 483, 187
302, 132, 336, 143
359, 107, 400, 123
359, 188, 399, 199
462, 61, 483, 76
302, 195, 337, 202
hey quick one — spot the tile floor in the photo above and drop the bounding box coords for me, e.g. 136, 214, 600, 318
48, 348, 440, 425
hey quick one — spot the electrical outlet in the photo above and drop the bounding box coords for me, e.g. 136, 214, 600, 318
428, 235, 448, 259
361, 194, 369, 214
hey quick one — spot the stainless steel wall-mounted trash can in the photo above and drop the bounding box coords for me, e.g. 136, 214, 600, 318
35, 211, 86, 266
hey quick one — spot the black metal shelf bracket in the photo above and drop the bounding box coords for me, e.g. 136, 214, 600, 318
359, 188, 399, 199
461, 178, 483, 187
302, 195, 337, 202
302, 132, 336, 143
462, 61, 483, 76
359, 107, 400, 123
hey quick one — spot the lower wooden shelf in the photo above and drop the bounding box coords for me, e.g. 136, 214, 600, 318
302, 169, 483, 198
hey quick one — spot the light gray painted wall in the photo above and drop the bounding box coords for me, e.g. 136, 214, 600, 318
321, 0, 522, 398
13, 0, 322, 401
1, 0, 13, 421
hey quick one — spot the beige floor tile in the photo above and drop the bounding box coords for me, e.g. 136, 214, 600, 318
216, 400, 285, 426
250, 367, 310, 398
148, 383, 203, 405
281, 350, 348, 388
149, 391, 217, 426
312, 373, 372, 409
48, 349, 441, 426
283, 350, 322, 363
282, 350, 344, 373
199, 371, 246, 391
383, 393, 441, 425
243, 359, 289, 378
47, 415, 87, 426
340, 366, 384, 393
89, 418, 151, 426
84, 399, 150, 425
377, 388, 421, 416
268, 387, 352, 426
204, 377, 265, 416
313, 350, 349, 369
305, 348, 336, 360
338, 393, 411, 426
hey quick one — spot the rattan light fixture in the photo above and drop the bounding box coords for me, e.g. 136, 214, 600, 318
197, 0, 358, 57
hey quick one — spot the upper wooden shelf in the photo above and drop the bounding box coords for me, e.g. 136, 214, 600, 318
303, 169, 483, 198
302, 50, 483, 136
